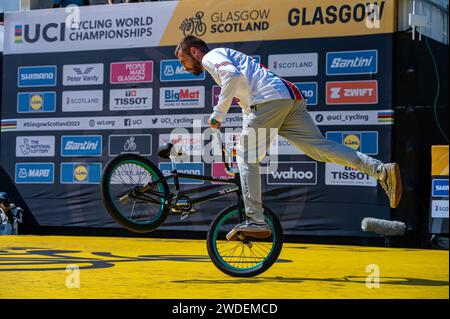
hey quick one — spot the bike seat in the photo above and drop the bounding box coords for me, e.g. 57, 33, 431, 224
158, 143, 174, 159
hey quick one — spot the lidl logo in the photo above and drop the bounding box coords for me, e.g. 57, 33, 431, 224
15, 163, 54, 184
326, 131, 378, 155
293, 82, 318, 105
326, 80, 378, 105
60, 163, 102, 184
326, 50, 378, 75
18, 66, 57, 87
159, 162, 204, 184
17, 92, 56, 113
61, 136, 102, 157
160, 60, 205, 82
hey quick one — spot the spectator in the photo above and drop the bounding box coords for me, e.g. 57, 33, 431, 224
0, 192, 23, 235
53, 0, 90, 8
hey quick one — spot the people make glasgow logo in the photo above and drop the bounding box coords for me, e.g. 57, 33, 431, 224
180, 11, 207, 37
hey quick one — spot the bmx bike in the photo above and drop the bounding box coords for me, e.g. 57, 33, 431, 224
100, 130, 283, 277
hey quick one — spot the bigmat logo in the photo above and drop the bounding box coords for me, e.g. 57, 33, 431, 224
15, 163, 54, 184
293, 82, 318, 105
61, 135, 102, 157
326, 50, 378, 75
159, 162, 204, 185
160, 60, 205, 81
110, 61, 153, 84
160, 86, 205, 109
326, 131, 378, 155
17, 92, 56, 113
109, 88, 153, 111
267, 161, 317, 185
326, 80, 378, 105
18, 66, 57, 87
60, 163, 102, 184
325, 164, 377, 187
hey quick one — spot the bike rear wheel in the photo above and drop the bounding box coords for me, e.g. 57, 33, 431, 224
206, 205, 283, 277
101, 153, 170, 233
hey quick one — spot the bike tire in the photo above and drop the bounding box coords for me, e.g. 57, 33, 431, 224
206, 205, 283, 277
101, 153, 170, 233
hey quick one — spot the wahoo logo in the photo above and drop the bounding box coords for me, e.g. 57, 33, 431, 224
326, 80, 378, 104
15, 25, 23, 43
160, 60, 205, 81
15, 163, 54, 184
160, 87, 205, 109
326, 50, 378, 75
159, 162, 204, 185
61, 136, 102, 156
267, 162, 317, 185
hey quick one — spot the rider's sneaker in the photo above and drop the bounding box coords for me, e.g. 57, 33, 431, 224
379, 163, 403, 208
226, 220, 272, 241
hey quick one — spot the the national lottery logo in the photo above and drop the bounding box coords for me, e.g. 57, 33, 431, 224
160, 87, 205, 109
110, 61, 153, 84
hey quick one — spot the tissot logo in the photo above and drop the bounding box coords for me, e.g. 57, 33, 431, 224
109, 88, 153, 111
14, 23, 67, 44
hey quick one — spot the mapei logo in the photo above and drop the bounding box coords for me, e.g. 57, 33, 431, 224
60, 163, 102, 184
109, 88, 153, 111
160, 87, 205, 109
63, 64, 104, 86
15, 163, 54, 184
61, 136, 102, 157
17, 92, 56, 113
326, 80, 378, 104
267, 162, 317, 185
326, 131, 378, 155
160, 60, 205, 81
326, 50, 378, 75
18, 66, 57, 87
293, 82, 318, 105
432, 179, 449, 198
159, 162, 204, 185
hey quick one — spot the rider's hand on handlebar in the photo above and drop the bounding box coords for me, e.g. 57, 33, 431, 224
208, 117, 222, 129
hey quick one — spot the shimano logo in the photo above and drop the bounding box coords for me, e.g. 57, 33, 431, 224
21, 73, 54, 80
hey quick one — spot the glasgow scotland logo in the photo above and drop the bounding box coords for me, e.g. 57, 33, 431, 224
180, 11, 207, 36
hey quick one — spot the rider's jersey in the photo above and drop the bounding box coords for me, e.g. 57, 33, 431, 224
201, 47, 303, 122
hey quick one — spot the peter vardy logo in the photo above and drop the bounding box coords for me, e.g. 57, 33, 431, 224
60, 163, 102, 184
159, 162, 204, 185
327, 50, 378, 75
15, 163, 54, 184
61, 136, 102, 157
326, 131, 378, 155
160, 86, 205, 109
160, 60, 205, 81
432, 179, 449, 197
17, 92, 56, 113
63, 64, 104, 86
18, 66, 57, 87
293, 82, 318, 105
267, 162, 317, 185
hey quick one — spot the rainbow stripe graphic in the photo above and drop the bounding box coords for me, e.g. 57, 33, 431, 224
1, 120, 17, 131
378, 111, 394, 124
15, 25, 23, 43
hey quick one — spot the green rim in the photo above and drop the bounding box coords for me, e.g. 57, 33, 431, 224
212, 209, 276, 272
107, 159, 165, 225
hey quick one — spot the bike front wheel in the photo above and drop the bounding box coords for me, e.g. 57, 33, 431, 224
206, 205, 283, 277
101, 153, 170, 233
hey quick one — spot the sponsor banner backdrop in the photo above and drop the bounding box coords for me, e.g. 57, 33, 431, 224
1, 0, 394, 235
